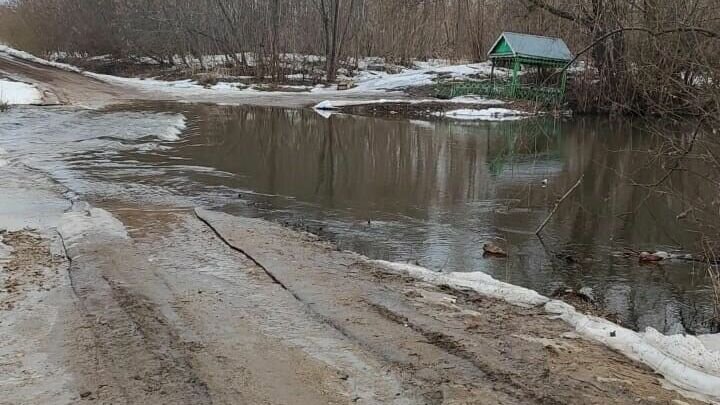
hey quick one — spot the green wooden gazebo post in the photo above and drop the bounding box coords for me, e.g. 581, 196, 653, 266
490, 59, 496, 96
510, 57, 520, 97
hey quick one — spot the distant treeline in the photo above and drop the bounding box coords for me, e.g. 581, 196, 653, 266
1, 0, 719, 114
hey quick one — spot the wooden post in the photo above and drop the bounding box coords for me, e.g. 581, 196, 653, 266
490, 59, 496, 96
511, 58, 520, 97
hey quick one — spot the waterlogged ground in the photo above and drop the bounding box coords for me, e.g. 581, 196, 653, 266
0, 103, 716, 334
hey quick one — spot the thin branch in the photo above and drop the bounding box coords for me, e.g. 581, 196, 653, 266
544, 25, 720, 85
535, 175, 584, 235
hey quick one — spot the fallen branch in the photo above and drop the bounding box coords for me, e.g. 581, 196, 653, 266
535, 175, 584, 235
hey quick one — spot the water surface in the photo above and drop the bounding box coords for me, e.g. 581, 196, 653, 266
2, 103, 716, 334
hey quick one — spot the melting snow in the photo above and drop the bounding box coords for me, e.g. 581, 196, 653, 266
436, 108, 530, 121
156, 114, 187, 141
374, 260, 720, 403
0, 45, 82, 73
314, 96, 505, 111
0, 79, 41, 105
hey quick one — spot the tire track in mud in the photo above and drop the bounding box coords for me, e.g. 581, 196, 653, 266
365, 300, 562, 405
193, 208, 535, 404
192, 208, 707, 405
58, 209, 213, 404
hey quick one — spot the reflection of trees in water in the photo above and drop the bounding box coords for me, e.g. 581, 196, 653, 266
189, 106, 521, 217
483, 118, 563, 176
177, 105, 717, 333
510, 118, 718, 333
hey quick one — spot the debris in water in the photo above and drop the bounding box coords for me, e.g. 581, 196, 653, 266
676, 208, 692, 220
639, 251, 669, 263
578, 287, 595, 303
483, 242, 508, 258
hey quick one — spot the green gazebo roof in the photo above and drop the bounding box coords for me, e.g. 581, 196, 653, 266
488, 32, 573, 65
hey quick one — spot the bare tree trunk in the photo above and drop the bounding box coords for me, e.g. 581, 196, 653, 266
327, 0, 341, 82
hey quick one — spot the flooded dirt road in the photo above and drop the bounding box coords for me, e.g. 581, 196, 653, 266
1, 101, 718, 401
39, 103, 713, 335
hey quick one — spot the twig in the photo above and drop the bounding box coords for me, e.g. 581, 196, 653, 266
535, 175, 584, 235
542, 26, 720, 86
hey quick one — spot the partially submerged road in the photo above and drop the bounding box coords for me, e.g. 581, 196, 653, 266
0, 50, 406, 109
0, 52, 128, 107
1, 189, 702, 403
0, 48, 709, 404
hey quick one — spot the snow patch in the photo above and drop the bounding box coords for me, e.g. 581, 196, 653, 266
0, 79, 42, 105
436, 108, 531, 121
374, 260, 720, 402
313, 96, 505, 111
700, 335, 720, 353
547, 300, 720, 401
375, 261, 548, 308
450, 95, 505, 104
0, 45, 82, 73
343, 62, 500, 92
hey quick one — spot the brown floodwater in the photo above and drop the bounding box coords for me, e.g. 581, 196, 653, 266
7, 103, 715, 334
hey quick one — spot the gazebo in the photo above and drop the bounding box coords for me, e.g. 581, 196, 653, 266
437, 32, 574, 104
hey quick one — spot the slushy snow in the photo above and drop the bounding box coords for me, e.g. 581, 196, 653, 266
341, 62, 500, 92
0, 45, 82, 73
436, 108, 530, 121
313, 96, 505, 111
157, 114, 187, 141
375, 260, 720, 403
0, 79, 42, 105
1, 45, 511, 106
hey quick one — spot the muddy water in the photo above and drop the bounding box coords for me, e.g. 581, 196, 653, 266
1, 104, 717, 334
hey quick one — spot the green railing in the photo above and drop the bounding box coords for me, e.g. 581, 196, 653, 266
434, 80, 564, 105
